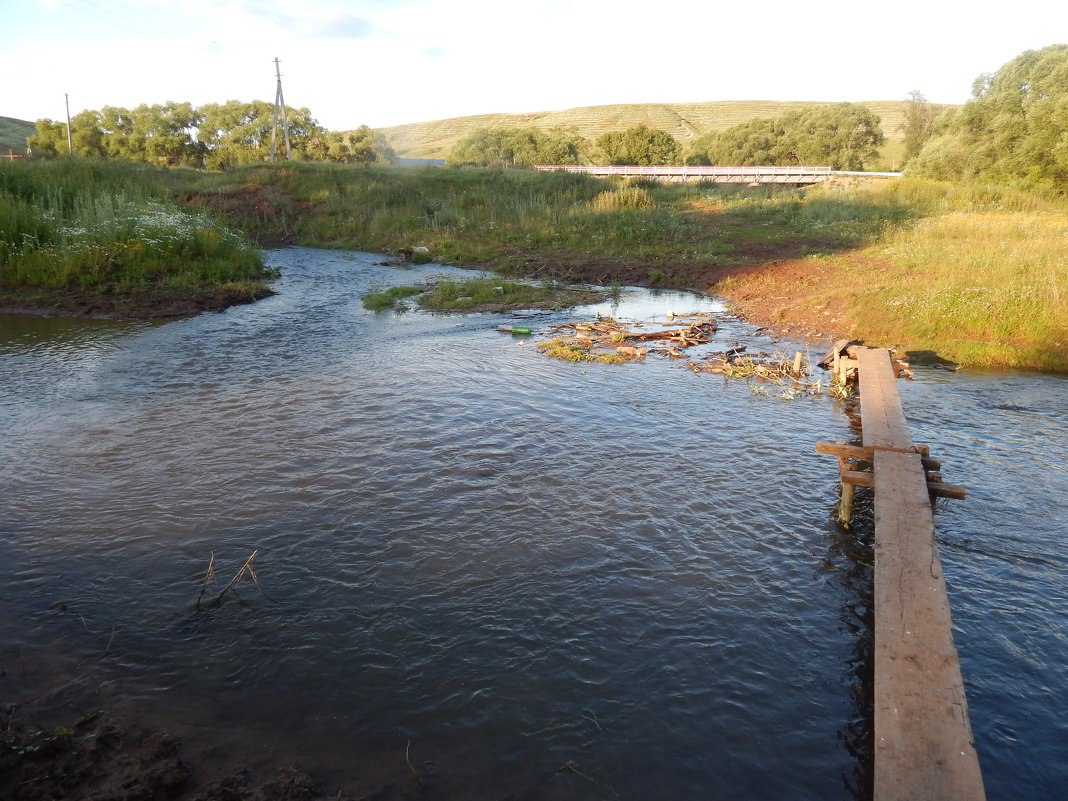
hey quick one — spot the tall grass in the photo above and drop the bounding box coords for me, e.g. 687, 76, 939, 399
846, 211, 1068, 368
183, 163, 739, 267
177, 162, 1068, 369
710, 179, 1068, 368
0, 158, 269, 293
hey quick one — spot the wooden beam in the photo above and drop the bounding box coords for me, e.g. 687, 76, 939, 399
842, 469, 966, 499
873, 450, 985, 801
842, 469, 875, 487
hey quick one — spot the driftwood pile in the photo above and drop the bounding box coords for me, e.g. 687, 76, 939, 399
537, 313, 855, 398
544, 314, 717, 361
686, 345, 807, 378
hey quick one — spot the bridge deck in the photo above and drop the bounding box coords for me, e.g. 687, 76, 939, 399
531, 165, 901, 183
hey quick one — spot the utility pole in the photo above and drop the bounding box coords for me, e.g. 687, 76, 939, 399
65, 93, 73, 154
269, 57, 291, 162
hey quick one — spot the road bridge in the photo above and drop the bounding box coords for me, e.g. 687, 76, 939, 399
532, 164, 901, 184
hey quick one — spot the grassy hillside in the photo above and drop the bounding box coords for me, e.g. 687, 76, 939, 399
0, 116, 36, 156
374, 100, 922, 167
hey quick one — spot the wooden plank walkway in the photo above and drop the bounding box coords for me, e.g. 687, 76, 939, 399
818, 347, 985, 801
857, 349, 915, 451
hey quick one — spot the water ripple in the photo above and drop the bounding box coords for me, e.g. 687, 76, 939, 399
1, 248, 1064, 800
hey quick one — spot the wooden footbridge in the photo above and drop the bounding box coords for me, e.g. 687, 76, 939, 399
532, 164, 901, 184
817, 345, 985, 801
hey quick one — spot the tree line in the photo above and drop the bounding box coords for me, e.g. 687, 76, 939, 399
448, 43, 1067, 190
446, 103, 884, 170
24, 44, 1066, 189
28, 100, 397, 168
903, 44, 1068, 189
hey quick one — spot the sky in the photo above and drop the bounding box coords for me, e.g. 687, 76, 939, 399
2, 0, 1065, 131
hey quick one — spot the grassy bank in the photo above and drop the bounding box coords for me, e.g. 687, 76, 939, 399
182, 162, 1067, 369
6, 158, 1064, 369
0, 158, 275, 315
713, 179, 1068, 369
362, 275, 610, 312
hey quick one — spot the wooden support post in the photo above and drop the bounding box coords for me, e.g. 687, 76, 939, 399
837, 454, 855, 524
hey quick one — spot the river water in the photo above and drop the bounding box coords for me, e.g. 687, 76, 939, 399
1, 247, 1064, 800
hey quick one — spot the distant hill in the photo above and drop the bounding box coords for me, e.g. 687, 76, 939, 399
375, 100, 926, 168
0, 116, 36, 156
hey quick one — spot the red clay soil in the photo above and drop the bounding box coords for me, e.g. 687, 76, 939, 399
526, 251, 860, 343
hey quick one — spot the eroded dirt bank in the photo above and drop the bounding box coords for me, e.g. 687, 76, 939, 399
0, 285, 276, 320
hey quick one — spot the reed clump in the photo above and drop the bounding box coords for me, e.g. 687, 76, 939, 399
590, 186, 655, 211
0, 158, 272, 298
361, 284, 424, 311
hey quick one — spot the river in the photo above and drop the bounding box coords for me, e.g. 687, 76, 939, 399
1, 247, 1064, 800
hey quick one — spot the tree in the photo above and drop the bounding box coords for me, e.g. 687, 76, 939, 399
594, 124, 681, 165
685, 104, 884, 170
129, 102, 204, 167
900, 91, 943, 166
27, 119, 68, 156
27, 98, 396, 170
303, 125, 397, 164
198, 100, 327, 169
447, 126, 587, 166
908, 45, 1068, 187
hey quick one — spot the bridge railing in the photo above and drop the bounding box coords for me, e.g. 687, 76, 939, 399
532, 164, 834, 176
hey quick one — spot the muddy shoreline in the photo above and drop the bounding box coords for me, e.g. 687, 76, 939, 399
1, 704, 432, 801
0, 285, 276, 321
0, 255, 849, 347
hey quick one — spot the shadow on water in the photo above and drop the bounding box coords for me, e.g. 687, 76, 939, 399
822, 398, 875, 801
904, 350, 959, 370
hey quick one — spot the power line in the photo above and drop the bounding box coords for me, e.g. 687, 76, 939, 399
270, 58, 291, 162
84, 0, 206, 40
50, 0, 204, 41
51, 0, 150, 37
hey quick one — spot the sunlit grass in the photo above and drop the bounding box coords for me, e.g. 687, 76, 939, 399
844, 211, 1068, 368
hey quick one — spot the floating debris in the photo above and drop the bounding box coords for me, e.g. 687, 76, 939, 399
541, 314, 718, 363
535, 313, 851, 399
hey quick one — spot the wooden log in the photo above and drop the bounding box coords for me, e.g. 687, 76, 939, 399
816, 441, 944, 472
873, 450, 985, 801
839, 481, 856, 524
842, 469, 876, 487
929, 482, 967, 500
